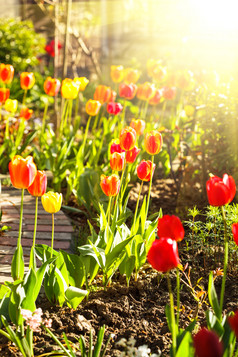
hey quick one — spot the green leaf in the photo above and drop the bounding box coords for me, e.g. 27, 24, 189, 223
176, 331, 193, 357
208, 272, 221, 320
11, 245, 24, 281
65, 286, 88, 309
60, 250, 85, 288
93, 325, 106, 357
105, 235, 134, 270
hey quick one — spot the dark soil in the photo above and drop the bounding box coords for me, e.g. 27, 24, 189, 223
1, 176, 237, 356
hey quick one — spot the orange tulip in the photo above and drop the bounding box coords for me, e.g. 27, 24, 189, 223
162, 86, 177, 100
110, 65, 124, 83
9, 155, 37, 189
85, 99, 101, 116
100, 174, 120, 197
0, 64, 14, 84
20, 72, 35, 90
44, 77, 61, 96
130, 118, 146, 136
136, 82, 156, 101
110, 152, 125, 171
94, 85, 113, 104
0, 88, 10, 103
124, 68, 140, 84
149, 89, 163, 105
144, 131, 163, 155
119, 83, 137, 100
20, 107, 33, 121
28, 170, 47, 197
119, 126, 137, 151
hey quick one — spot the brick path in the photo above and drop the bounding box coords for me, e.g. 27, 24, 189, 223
0, 186, 74, 283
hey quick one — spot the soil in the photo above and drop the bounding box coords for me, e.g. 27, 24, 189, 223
1, 175, 237, 356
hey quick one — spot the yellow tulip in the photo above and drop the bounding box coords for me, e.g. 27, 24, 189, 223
184, 105, 195, 117
41, 191, 62, 214
74, 77, 89, 91
5, 99, 18, 113
61, 78, 79, 99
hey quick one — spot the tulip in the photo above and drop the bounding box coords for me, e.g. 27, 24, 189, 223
110, 65, 124, 83
94, 85, 113, 104
20, 106, 33, 121
124, 68, 140, 84
144, 130, 163, 155
232, 222, 238, 246
9, 155, 37, 189
45, 39, 62, 57
136, 82, 156, 101
5, 99, 18, 113
126, 146, 140, 164
110, 139, 125, 154
162, 86, 176, 100
206, 174, 236, 207
41, 191, 62, 214
130, 118, 145, 136
193, 328, 223, 357
61, 78, 79, 99
42, 191, 62, 258
28, 170, 47, 197
100, 174, 120, 197
44, 77, 61, 96
20, 72, 35, 90
147, 237, 179, 272
176, 70, 195, 91
184, 104, 195, 117
228, 310, 238, 339
119, 83, 137, 100
0, 88, 10, 103
74, 77, 89, 91
119, 126, 137, 151
137, 160, 155, 182
151, 65, 167, 83
107, 101, 123, 115
0, 63, 14, 84
85, 99, 101, 116
149, 89, 163, 105
110, 152, 125, 171
157, 215, 184, 242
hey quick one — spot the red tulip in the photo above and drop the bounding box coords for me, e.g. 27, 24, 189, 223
130, 119, 145, 136
144, 131, 163, 155
232, 223, 238, 245
94, 85, 113, 104
44, 77, 61, 96
0, 64, 14, 84
162, 86, 176, 100
157, 215, 184, 242
0, 88, 10, 103
20, 107, 33, 121
110, 152, 125, 171
126, 146, 140, 164
28, 170, 47, 197
228, 310, 238, 339
9, 155, 37, 189
206, 174, 236, 206
110, 139, 125, 154
149, 89, 163, 105
119, 83, 137, 100
20, 72, 35, 90
100, 174, 120, 197
147, 237, 179, 272
193, 328, 223, 357
137, 160, 155, 182
107, 101, 123, 115
119, 126, 137, 151
45, 39, 62, 57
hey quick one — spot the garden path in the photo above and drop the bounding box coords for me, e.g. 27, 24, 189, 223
0, 186, 74, 283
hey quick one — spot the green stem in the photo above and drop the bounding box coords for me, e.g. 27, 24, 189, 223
92, 112, 100, 131
142, 100, 149, 119
176, 268, 180, 326
50, 213, 55, 259
145, 155, 154, 221
18, 189, 24, 248
81, 115, 92, 156
167, 273, 177, 357
220, 205, 228, 313
118, 163, 127, 214
42, 326, 72, 357
22, 89, 27, 106
5, 114, 10, 139
59, 99, 68, 139
68, 99, 73, 127
132, 180, 143, 232
29, 197, 38, 270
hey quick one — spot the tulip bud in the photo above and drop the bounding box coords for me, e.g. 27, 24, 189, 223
100, 174, 120, 197
107, 102, 123, 115
137, 160, 155, 182
9, 155, 37, 189
20, 107, 33, 121
130, 119, 145, 136
0, 88, 10, 103
0, 64, 14, 84
85, 99, 101, 116
147, 238, 180, 272
110, 139, 125, 154
157, 215, 184, 242
124, 68, 140, 84
144, 131, 163, 155
126, 146, 140, 164
110, 65, 124, 83
61, 78, 79, 99
44, 77, 61, 96
184, 105, 195, 117
41, 191, 62, 214
20, 72, 35, 90
193, 328, 223, 357
28, 170, 47, 197
228, 310, 238, 339
137, 82, 156, 101
94, 85, 113, 104
162, 86, 176, 100
119, 83, 137, 100
74, 77, 89, 91
149, 89, 163, 105
119, 126, 137, 151
5, 99, 18, 113
110, 152, 125, 171
206, 174, 236, 206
